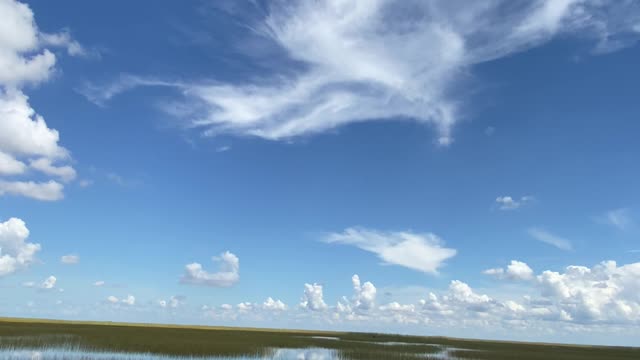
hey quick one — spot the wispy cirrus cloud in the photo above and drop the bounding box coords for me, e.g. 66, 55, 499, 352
528, 227, 573, 251
597, 208, 633, 230
324, 227, 456, 274
495, 195, 534, 210
60, 254, 79, 265
81, 1, 640, 145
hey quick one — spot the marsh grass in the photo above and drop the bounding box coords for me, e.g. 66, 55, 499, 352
1, 318, 638, 360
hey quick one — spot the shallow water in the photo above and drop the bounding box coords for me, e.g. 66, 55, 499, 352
0, 346, 472, 360
0, 347, 337, 360
0, 334, 468, 360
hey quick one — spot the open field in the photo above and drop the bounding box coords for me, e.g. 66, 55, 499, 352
1, 317, 638, 359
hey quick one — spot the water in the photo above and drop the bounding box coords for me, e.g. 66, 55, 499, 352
0, 347, 338, 360
0, 335, 468, 360
0, 346, 473, 360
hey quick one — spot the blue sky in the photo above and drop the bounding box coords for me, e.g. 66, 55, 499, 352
1, 0, 640, 346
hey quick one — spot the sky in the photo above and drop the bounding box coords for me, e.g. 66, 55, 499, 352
1, 0, 640, 347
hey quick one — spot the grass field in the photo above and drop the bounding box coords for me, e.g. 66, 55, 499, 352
0, 317, 638, 359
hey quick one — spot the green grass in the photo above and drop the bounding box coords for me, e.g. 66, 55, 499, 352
0, 317, 638, 359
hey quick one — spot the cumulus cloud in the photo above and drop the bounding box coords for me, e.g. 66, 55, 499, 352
335, 275, 378, 321
299, 283, 328, 311
194, 264, 640, 336
0, 179, 63, 201
93, 280, 105, 287
535, 261, 640, 323
60, 254, 79, 264
495, 195, 534, 210
325, 227, 456, 274
0, 0, 54, 86
30, 158, 77, 183
341, 261, 639, 328
0, 90, 68, 159
203, 297, 288, 321
108, 295, 135, 306
0, 0, 79, 201
122, 295, 136, 306
484, 260, 535, 281
263, 297, 287, 311
351, 274, 377, 311
159, 295, 184, 308
84, 1, 640, 145
181, 251, 240, 287
0, 151, 26, 175
376, 260, 640, 328
528, 228, 573, 251
40, 275, 56, 289
0, 217, 41, 277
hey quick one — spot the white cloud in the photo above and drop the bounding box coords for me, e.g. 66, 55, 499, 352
375, 260, 640, 329
484, 260, 535, 281
30, 158, 77, 183
448, 280, 494, 308
93, 280, 105, 287
335, 275, 378, 321
0, 217, 41, 277
0, 179, 64, 201
181, 251, 240, 287
351, 274, 377, 311
60, 254, 79, 264
0, 90, 68, 159
262, 297, 287, 311
0, 0, 79, 201
495, 195, 534, 210
0, 0, 86, 86
0, 151, 26, 175
40, 275, 56, 289
325, 227, 456, 274
0, 0, 54, 87
536, 261, 640, 323
599, 208, 633, 230
236, 302, 254, 313
299, 283, 328, 311
107, 294, 135, 306
528, 228, 573, 251
84, 1, 640, 146
189, 266, 640, 339
159, 295, 183, 308
516, 0, 586, 36
39, 30, 87, 57
121, 295, 135, 306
